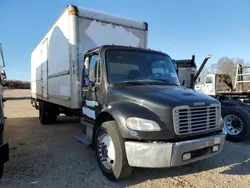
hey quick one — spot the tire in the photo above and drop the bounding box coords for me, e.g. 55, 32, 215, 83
0, 131, 4, 179
39, 101, 57, 125
94, 120, 133, 181
222, 107, 250, 142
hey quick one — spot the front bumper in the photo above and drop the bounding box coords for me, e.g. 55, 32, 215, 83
0, 143, 9, 164
125, 131, 226, 168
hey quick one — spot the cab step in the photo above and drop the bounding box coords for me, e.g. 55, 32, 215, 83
75, 134, 92, 146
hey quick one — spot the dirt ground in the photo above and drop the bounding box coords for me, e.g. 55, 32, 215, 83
0, 89, 250, 188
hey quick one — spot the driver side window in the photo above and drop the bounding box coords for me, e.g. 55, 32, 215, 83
151, 61, 168, 75
89, 54, 101, 84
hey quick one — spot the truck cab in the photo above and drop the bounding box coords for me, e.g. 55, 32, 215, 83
79, 45, 226, 181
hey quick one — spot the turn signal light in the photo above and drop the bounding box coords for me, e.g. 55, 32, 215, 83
70, 10, 78, 15
182, 153, 191, 161
212, 144, 220, 152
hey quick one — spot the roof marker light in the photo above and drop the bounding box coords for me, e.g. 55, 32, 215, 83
70, 10, 78, 15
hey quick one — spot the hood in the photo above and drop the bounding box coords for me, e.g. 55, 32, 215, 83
108, 85, 219, 108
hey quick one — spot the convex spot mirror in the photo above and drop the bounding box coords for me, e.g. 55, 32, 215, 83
1, 70, 6, 80
83, 56, 95, 87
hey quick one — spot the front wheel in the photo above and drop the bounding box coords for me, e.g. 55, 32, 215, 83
222, 107, 250, 142
94, 121, 133, 181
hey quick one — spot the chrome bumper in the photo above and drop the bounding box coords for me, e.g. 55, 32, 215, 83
125, 132, 226, 168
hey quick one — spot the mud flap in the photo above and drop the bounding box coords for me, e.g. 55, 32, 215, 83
0, 143, 9, 164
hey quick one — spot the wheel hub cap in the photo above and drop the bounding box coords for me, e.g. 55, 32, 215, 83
98, 133, 115, 169
223, 114, 243, 135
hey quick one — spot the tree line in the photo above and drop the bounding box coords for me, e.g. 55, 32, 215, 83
3, 80, 30, 89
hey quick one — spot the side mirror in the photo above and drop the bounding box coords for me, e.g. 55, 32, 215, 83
182, 80, 185, 86
83, 56, 93, 87
173, 63, 176, 69
174, 63, 178, 73
1, 69, 6, 80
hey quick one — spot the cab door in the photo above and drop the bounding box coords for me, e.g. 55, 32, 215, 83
82, 52, 102, 122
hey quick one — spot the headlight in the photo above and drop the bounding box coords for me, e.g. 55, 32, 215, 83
125, 117, 161, 131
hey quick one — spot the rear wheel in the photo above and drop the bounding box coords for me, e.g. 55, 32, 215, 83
222, 107, 250, 142
39, 101, 57, 125
94, 121, 133, 181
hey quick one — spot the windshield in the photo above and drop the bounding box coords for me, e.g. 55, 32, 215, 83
105, 49, 180, 86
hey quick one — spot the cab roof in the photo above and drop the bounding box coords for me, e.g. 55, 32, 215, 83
85, 45, 168, 56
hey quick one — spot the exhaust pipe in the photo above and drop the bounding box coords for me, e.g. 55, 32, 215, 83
191, 54, 212, 89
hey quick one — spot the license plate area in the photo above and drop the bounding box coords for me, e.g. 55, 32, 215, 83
0, 143, 9, 164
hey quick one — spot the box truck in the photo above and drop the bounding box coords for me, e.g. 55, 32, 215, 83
31, 4, 226, 181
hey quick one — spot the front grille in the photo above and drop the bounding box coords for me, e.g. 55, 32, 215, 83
173, 104, 221, 135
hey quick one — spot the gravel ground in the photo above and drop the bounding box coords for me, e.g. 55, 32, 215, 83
0, 89, 250, 188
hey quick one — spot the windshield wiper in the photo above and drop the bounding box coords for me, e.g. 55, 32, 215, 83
113, 79, 179, 86
147, 78, 179, 86
113, 80, 148, 86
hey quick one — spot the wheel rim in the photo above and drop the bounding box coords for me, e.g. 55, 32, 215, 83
97, 132, 115, 170
223, 114, 243, 135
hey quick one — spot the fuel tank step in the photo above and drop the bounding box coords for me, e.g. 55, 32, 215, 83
75, 134, 92, 146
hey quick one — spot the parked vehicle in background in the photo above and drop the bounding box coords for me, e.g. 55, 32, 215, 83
174, 55, 250, 142
31, 4, 226, 181
0, 43, 9, 179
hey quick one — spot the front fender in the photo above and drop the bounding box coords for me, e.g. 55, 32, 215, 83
99, 101, 164, 139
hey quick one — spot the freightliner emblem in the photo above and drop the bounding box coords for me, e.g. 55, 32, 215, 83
193, 102, 205, 106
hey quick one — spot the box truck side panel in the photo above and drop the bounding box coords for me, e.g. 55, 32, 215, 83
47, 10, 71, 105
31, 47, 42, 98
31, 9, 73, 107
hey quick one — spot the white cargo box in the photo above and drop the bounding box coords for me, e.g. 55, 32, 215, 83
31, 4, 148, 109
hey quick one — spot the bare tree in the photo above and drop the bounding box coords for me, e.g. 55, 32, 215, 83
210, 57, 248, 84
209, 57, 250, 90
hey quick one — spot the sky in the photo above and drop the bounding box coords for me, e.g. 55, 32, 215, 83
0, 0, 249, 81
